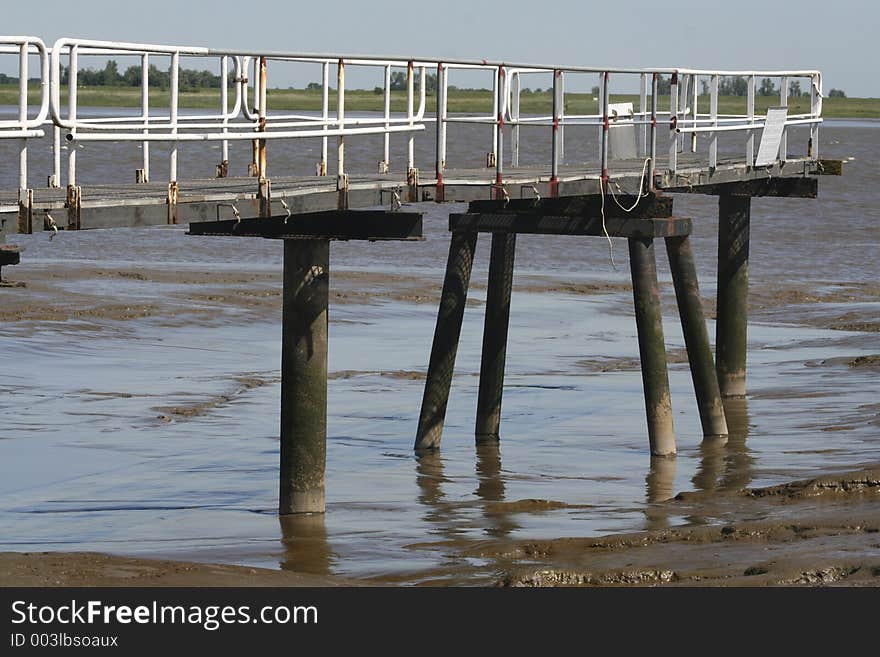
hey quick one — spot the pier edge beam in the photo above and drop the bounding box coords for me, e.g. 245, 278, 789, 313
279, 238, 329, 515
415, 231, 478, 452
665, 234, 729, 440
475, 232, 516, 441
629, 236, 676, 456
716, 194, 751, 398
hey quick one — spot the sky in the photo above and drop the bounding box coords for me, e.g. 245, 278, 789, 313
2, 0, 875, 96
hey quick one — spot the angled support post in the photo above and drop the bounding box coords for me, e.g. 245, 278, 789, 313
415, 231, 477, 451
666, 234, 728, 440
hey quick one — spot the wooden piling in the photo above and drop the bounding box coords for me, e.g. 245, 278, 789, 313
628, 237, 675, 456
475, 233, 516, 441
666, 235, 728, 440
415, 231, 477, 452
279, 238, 329, 514
716, 194, 751, 398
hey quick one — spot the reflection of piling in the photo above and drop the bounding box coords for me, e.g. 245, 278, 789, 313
279, 239, 329, 515
716, 194, 750, 398
628, 237, 675, 456
666, 235, 728, 440
645, 455, 677, 503
415, 231, 477, 452
475, 233, 516, 441
278, 513, 333, 575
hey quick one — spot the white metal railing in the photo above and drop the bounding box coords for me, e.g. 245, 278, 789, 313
0, 37, 50, 190
1, 36, 824, 198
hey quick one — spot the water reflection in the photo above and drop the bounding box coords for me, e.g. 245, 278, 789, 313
644, 456, 677, 530
475, 442, 519, 538
278, 513, 334, 575
718, 397, 755, 491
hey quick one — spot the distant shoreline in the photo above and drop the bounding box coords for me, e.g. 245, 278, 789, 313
2, 85, 878, 119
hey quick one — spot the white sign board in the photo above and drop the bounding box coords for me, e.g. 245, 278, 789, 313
754, 106, 789, 167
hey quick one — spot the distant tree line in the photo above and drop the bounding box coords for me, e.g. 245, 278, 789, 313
55, 60, 234, 90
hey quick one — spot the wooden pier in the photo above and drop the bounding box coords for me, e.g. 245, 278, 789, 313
0, 35, 844, 513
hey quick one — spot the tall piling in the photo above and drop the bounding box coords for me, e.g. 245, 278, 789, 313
666, 234, 728, 439
475, 233, 516, 441
716, 194, 751, 398
628, 237, 675, 456
279, 238, 329, 514
415, 231, 477, 452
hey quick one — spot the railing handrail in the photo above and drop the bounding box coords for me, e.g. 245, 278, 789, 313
1, 35, 825, 194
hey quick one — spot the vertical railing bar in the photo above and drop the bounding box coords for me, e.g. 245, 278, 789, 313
600, 71, 609, 187
67, 44, 77, 187
383, 64, 391, 171
550, 69, 559, 195
810, 73, 820, 159
337, 58, 345, 181
558, 70, 565, 161
439, 63, 448, 172
639, 72, 648, 155
691, 73, 698, 152
494, 65, 504, 199
169, 51, 179, 183
407, 60, 414, 173
668, 71, 678, 175
510, 70, 520, 167
491, 67, 499, 165
320, 61, 329, 175
649, 72, 657, 188
709, 74, 718, 170
220, 54, 228, 171
746, 75, 755, 167
18, 41, 28, 190
779, 75, 788, 162
141, 53, 150, 182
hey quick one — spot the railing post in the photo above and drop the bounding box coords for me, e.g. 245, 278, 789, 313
549, 69, 560, 197
746, 75, 755, 167
600, 71, 609, 186
336, 58, 347, 209
381, 64, 391, 173
809, 74, 820, 158
494, 66, 505, 201
218, 54, 228, 177
489, 66, 499, 168
668, 72, 678, 175
558, 70, 565, 161
407, 60, 414, 174
779, 75, 788, 162
439, 63, 448, 176
319, 61, 328, 176
649, 72, 657, 188
691, 73, 698, 153
709, 74, 718, 170
168, 51, 179, 225
639, 72, 648, 155
434, 62, 446, 201
510, 71, 519, 168
18, 42, 28, 191
67, 44, 77, 187
51, 126, 60, 187
140, 53, 150, 183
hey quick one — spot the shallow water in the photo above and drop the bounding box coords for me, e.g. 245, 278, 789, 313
0, 119, 878, 584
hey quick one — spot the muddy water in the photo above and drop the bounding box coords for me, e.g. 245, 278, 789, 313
0, 119, 878, 585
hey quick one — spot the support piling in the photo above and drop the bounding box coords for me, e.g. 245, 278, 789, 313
415, 231, 477, 452
666, 234, 728, 440
280, 238, 329, 514
475, 233, 516, 441
716, 194, 751, 398
628, 237, 675, 456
